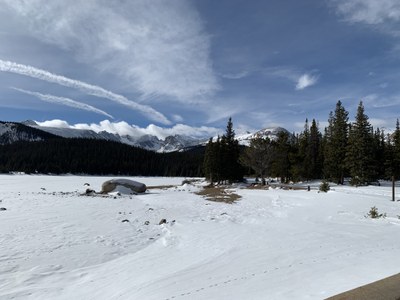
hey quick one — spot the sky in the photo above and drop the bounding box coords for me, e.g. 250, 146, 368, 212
0, 0, 400, 138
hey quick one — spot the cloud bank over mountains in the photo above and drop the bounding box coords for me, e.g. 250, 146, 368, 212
36, 119, 222, 140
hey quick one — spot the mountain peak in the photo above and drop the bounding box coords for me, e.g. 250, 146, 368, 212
236, 127, 290, 146
21, 120, 38, 126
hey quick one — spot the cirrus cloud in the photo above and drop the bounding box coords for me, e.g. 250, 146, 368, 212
1, 0, 219, 103
332, 0, 400, 24
0, 59, 170, 124
12, 87, 113, 119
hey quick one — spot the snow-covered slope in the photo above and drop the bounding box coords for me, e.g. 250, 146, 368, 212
1, 175, 400, 299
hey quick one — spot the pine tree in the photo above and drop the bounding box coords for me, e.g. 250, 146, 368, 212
271, 131, 291, 183
345, 101, 375, 185
221, 117, 243, 183
372, 128, 386, 179
393, 119, 400, 179
309, 119, 323, 179
204, 138, 216, 182
240, 137, 273, 185
298, 119, 311, 180
324, 101, 349, 184
203, 118, 243, 184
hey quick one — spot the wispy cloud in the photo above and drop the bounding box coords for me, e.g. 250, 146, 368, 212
221, 70, 250, 80
35, 119, 222, 140
264, 67, 319, 90
12, 87, 113, 119
1, 0, 219, 103
362, 93, 400, 108
295, 73, 319, 90
332, 0, 400, 24
0, 59, 171, 124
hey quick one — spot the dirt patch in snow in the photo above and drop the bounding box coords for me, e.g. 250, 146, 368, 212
196, 186, 241, 203
147, 185, 178, 190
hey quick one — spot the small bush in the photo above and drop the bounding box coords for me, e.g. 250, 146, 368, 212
366, 206, 386, 219
319, 180, 330, 192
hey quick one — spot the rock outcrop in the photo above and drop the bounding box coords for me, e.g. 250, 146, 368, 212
101, 179, 147, 194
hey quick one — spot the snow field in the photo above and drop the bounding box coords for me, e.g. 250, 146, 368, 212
1, 175, 400, 299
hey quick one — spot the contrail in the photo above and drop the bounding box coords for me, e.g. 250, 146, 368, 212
0, 59, 171, 125
12, 87, 114, 119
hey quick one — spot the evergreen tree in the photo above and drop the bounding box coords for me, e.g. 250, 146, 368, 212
309, 119, 323, 179
345, 101, 375, 185
204, 138, 217, 182
203, 118, 243, 184
290, 119, 322, 181
324, 101, 349, 184
372, 128, 386, 179
393, 119, 400, 179
295, 119, 311, 181
240, 137, 273, 185
221, 117, 243, 183
271, 131, 291, 183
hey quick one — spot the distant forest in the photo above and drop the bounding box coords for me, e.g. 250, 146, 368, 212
1, 100, 400, 184
0, 138, 204, 177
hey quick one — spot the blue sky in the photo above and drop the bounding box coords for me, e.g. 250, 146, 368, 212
0, 0, 400, 137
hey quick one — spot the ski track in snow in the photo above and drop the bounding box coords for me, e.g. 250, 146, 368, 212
1, 175, 400, 299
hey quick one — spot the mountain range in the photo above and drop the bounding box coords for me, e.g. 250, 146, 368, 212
0, 120, 290, 152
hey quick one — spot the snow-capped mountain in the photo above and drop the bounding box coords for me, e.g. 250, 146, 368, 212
119, 133, 200, 152
0, 120, 290, 152
206, 127, 290, 147
22, 121, 202, 152
236, 127, 291, 146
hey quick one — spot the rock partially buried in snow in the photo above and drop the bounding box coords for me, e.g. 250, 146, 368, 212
101, 179, 147, 194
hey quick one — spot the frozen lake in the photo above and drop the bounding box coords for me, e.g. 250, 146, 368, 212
1, 175, 400, 299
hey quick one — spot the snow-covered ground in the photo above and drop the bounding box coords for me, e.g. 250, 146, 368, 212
1, 175, 400, 299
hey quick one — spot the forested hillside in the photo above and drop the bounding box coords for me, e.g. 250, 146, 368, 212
0, 121, 59, 144
0, 138, 204, 177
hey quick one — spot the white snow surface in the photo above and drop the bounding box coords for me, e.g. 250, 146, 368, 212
1, 175, 400, 299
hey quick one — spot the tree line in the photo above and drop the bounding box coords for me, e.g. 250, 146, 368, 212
204, 101, 400, 186
0, 138, 204, 177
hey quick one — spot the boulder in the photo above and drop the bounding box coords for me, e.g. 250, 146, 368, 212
101, 179, 147, 194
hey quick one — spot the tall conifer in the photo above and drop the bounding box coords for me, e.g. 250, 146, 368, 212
345, 101, 375, 185
392, 119, 400, 179
324, 101, 349, 184
309, 119, 323, 179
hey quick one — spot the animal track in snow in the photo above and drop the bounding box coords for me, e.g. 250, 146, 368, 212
162, 243, 400, 300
